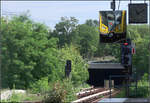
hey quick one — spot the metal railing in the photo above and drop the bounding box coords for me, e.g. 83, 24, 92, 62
109, 75, 150, 98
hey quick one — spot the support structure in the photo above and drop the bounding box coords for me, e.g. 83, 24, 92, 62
111, 0, 116, 11
109, 75, 132, 98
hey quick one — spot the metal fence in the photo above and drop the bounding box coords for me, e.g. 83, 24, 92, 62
109, 74, 150, 98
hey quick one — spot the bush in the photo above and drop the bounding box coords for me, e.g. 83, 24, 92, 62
2, 92, 25, 102
129, 80, 149, 97
44, 79, 76, 103
30, 77, 50, 94
141, 73, 149, 81
1, 15, 60, 89
115, 73, 150, 98
129, 73, 149, 97
58, 45, 89, 86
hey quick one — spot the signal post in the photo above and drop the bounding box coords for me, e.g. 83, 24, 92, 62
99, 0, 147, 97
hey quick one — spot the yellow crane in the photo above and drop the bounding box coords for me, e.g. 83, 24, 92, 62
99, 10, 126, 43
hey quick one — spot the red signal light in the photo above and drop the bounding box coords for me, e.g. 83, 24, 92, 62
124, 43, 128, 45
109, 22, 113, 25
132, 48, 135, 54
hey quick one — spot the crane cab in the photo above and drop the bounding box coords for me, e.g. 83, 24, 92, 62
99, 10, 126, 43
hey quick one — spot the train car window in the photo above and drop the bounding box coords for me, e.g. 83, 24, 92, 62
107, 13, 115, 32
109, 11, 122, 32
115, 12, 122, 24
107, 13, 114, 20
101, 12, 108, 26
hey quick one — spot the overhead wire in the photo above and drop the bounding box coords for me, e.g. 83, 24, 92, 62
118, 0, 120, 10
130, 0, 132, 4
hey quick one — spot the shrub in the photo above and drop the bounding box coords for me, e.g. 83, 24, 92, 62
141, 73, 149, 81
30, 77, 50, 94
58, 45, 89, 86
5, 92, 24, 102
44, 79, 76, 103
129, 80, 149, 97
129, 73, 149, 97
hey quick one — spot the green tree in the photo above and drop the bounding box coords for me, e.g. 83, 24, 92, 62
52, 17, 78, 47
1, 14, 59, 89
74, 24, 99, 58
127, 25, 150, 75
85, 19, 99, 27
58, 45, 89, 85
1, 15, 89, 89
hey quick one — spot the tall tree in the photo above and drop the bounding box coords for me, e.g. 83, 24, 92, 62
1, 15, 59, 89
74, 24, 99, 58
85, 19, 99, 27
52, 17, 78, 47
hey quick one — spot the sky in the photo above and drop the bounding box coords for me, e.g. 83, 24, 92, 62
1, 1, 150, 30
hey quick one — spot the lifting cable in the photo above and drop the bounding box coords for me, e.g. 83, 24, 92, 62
118, 0, 121, 10
130, 0, 132, 4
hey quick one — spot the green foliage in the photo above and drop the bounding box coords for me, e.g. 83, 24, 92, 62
51, 17, 99, 58
141, 73, 149, 81
44, 79, 76, 103
7, 92, 24, 102
74, 24, 99, 58
127, 25, 150, 75
95, 43, 120, 60
1, 14, 60, 89
2, 13, 149, 102
129, 80, 149, 98
85, 19, 99, 27
114, 88, 126, 98
58, 45, 89, 85
1, 92, 43, 102
30, 77, 50, 94
1, 15, 89, 90
52, 16, 78, 47
115, 73, 150, 98
95, 24, 149, 75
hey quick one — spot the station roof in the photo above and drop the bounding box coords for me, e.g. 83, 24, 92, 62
88, 61, 125, 69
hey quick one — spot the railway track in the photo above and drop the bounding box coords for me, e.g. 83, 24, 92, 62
73, 87, 120, 103
91, 89, 121, 103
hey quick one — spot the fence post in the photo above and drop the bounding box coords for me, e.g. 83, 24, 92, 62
109, 76, 112, 98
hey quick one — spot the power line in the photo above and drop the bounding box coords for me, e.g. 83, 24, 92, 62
1, 10, 19, 16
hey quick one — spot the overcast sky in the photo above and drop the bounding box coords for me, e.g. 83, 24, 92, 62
1, 1, 150, 29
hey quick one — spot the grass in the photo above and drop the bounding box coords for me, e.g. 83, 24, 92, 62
74, 83, 90, 93
1, 92, 44, 102
114, 88, 126, 98
1, 88, 10, 93
99, 95, 104, 98
91, 56, 117, 61
129, 80, 150, 98
114, 80, 150, 98
1, 83, 90, 102
22, 94, 44, 101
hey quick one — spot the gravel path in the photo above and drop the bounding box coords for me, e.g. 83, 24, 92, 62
1, 90, 26, 100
